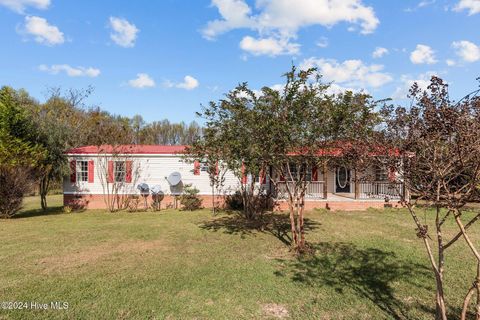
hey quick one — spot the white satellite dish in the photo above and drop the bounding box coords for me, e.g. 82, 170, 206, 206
150, 185, 162, 194
167, 172, 182, 186
137, 183, 150, 194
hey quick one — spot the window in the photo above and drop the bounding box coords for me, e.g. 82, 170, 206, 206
304, 165, 312, 182
77, 161, 88, 182
200, 161, 209, 172
375, 165, 388, 181
286, 164, 312, 181
286, 163, 297, 181
115, 161, 126, 183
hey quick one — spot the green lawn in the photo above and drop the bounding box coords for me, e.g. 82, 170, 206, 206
0, 195, 479, 319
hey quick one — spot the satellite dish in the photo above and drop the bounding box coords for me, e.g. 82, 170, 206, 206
137, 183, 150, 195
150, 185, 162, 195
167, 172, 182, 186
150, 185, 164, 211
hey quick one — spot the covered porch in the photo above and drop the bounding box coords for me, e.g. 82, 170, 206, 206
273, 180, 404, 201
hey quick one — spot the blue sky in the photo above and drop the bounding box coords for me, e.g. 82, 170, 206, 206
0, 0, 479, 122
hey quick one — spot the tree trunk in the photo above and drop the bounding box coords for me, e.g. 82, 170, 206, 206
435, 206, 447, 320
477, 274, 480, 320
288, 200, 298, 248
322, 163, 328, 199
39, 174, 50, 211
434, 272, 447, 320
407, 203, 447, 320
298, 195, 306, 249
461, 263, 480, 320
211, 184, 216, 216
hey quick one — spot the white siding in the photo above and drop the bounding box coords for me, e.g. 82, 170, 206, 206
64, 154, 241, 196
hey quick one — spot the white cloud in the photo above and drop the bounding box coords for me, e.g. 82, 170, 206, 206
405, 0, 436, 12
418, 0, 436, 8
410, 44, 437, 64
202, 0, 253, 40
252, 82, 364, 97
372, 47, 388, 58
239, 36, 299, 56
39, 64, 100, 77
128, 73, 155, 88
0, 0, 49, 13
202, 0, 379, 56
176, 75, 199, 90
316, 36, 329, 48
163, 75, 199, 90
446, 59, 456, 66
22, 15, 64, 45
300, 57, 393, 88
392, 71, 439, 99
452, 40, 480, 62
109, 17, 139, 48
454, 0, 480, 15
326, 83, 367, 95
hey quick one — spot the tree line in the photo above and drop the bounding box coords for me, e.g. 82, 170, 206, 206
0, 85, 202, 213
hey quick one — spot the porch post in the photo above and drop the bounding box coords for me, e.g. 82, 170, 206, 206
323, 163, 328, 199
354, 169, 359, 199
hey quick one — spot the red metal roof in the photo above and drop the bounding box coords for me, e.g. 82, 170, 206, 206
66, 145, 187, 155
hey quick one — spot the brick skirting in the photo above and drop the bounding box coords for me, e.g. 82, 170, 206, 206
63, 194, 225, 210
64, 193, 399, 211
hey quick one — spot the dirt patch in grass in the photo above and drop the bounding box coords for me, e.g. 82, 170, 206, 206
262, 303, 289, 319
36, 239, 167, 272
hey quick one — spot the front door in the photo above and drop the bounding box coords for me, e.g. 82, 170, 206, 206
335, 166, 351, 193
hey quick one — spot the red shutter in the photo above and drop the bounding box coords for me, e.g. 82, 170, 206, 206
241, 163, 247, 184
312, 165, 318, 181
280, 165, 285, 182
260, 169, 266, 184
70, 160, 76, 183
388, 167, 396, 182
107, 161, 114, 183
88, 160, 94, 183
194, 160, 200, 175
126, 161, 133, 183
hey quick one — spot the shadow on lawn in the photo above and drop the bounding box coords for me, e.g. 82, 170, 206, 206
15, 205, 66, 219
274, 242, 432, 320
199, 211, 320, 246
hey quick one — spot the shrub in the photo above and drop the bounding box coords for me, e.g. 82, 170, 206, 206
0, 167, 34, 218
225, 191, 244, 210
179, 184, 203, 211
126, 195, 141, 212
225, 191, 274, 214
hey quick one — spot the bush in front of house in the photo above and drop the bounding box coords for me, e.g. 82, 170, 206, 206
179, 184, 203, 211
225, 191, 244, 210
0, 167, 34, 218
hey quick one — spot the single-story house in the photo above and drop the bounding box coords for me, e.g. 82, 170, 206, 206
64, 145, 405, 211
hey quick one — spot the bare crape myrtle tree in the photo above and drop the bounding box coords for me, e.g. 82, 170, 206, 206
381, 77, 480, 320
97, 145, 140, 212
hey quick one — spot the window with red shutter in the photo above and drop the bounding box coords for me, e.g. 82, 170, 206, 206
312, 165, 318, 181
88, 160, 94, 183
241, 163, 247, 184
70, 160, 76, 183
125, 161, 132, 183
193, 160, 200, 175
107, 161, 114, 183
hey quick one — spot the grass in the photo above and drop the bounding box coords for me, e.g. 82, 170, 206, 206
0, 195, 479, 319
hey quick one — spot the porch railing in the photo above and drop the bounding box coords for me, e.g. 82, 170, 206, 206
274, 181, 325, 199
358, 181, 403, 199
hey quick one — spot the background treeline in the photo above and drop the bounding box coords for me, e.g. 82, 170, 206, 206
7, 86, 202, 147
0, 85, 202, 214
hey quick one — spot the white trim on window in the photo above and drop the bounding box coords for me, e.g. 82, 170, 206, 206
77, 160, 88, 182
